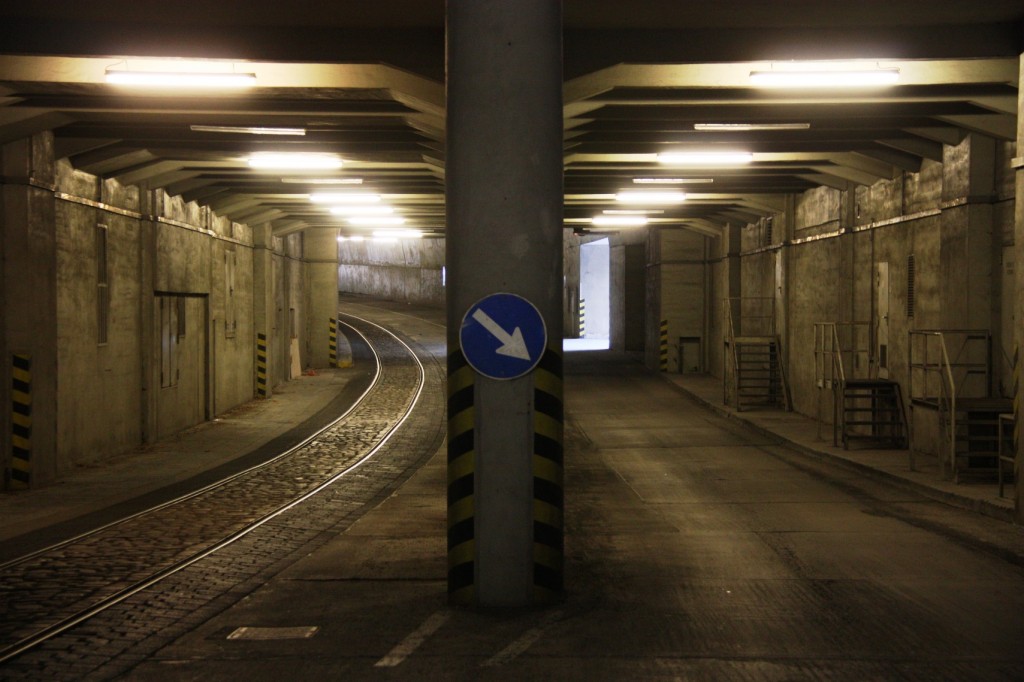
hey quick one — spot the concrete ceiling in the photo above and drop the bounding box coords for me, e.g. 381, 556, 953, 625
0, 2, 1020, 238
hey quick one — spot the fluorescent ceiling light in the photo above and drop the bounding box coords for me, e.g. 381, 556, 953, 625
694, 122, 810, 131
615, 191, 687, 204
191, 124, 306, 136
281, 177, 362, 184
348, 216, 406, 226
658, 151, 753, 166
329, 205, 394, 216
603, 209, 664, 215
248, 153, 343, 170
309, 192, 380, 204
591, 215, 649, 227
373, 229, 422, 239
349, 235, 366, 242
750, 68, 899, 88
106, 70, 256, 88
633, 177, 713, 185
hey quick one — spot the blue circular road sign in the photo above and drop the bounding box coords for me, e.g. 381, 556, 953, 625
460, 293, 547, 380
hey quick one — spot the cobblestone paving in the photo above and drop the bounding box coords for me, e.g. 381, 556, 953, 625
0, 314, 446, 680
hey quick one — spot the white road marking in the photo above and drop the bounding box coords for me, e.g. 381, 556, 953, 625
374, 610, 450, 668
482, 609, 565, 668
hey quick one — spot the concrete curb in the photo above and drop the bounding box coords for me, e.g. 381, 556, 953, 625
661, 374, 1018, 526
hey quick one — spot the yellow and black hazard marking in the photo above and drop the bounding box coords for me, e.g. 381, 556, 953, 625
659, 319, 669, 372
533, 344, 564, 599
329, 317, 338, 366
256, 333, 268, 398
578, 298, 586, 336
11, 353, 31, 488
447, 348, 476, 604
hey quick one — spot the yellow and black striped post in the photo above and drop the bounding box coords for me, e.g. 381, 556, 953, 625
1014, 346, 1019, 475
659, 319, 669, 371
532, 344, 564, 599
329, 317, 338, 367
578, 298, 586, 337
447, 349, 476, 605
256, 333, 268, 398
11, 353, 31, 488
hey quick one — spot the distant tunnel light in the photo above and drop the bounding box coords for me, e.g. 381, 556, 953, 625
694, 122, 810, 131
329, 205, 394, 216
282, 177, 362, 184
191, 125, 306, 136
106, 70, 256, 88
248, 153, 343, 170
373, 229, 422, 239
591, 215, 649, 227
349, 216, 406, 226
309, 192, 380, 204
750, 67, 899, 88
633, 177, 713, 185
615, 191, 686, 204
658, 151, 753, 166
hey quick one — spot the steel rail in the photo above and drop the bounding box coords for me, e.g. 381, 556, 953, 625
0, 312, 424, 666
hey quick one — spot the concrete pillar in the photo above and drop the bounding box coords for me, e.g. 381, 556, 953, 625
446, 0, 563, 607
1013, 54, 1024, 521
940, 135, 995, 332
303, 228, 340, 369
1, 133, 58, 487
139, 189, 158, 444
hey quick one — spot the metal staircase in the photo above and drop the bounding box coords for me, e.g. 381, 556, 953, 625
734, 336, 788, 411
908, 330, 1006, 481
724, 297, 790, 412
813, 322, 908, 450
840, 378, 908, 449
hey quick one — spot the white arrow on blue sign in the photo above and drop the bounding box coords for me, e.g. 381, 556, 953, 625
460, 293, 547, 380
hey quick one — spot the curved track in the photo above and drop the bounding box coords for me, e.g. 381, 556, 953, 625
0, 313, 436, 675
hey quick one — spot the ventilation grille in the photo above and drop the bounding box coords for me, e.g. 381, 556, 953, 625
906, 254, 916, 319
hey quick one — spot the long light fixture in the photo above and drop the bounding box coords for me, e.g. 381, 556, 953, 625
191, 125, 306, 136
750, 67, 899, 88
694, 122, 810, 131
248, 153, 343, 170
329, 205, 394, 216
348, 216, 406, 226
373, 229, 422, 239
603, 209, 664, 215
615, 191, 687, 204
633, 177, 713, 185
658, 151, 753, 166
591, 215, 649, 227
106, 70, 256, 88
282, 177, 362, 185
309, 192, 380, 204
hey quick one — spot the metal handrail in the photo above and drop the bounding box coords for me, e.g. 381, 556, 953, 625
908, 330, 989, 474
813, 321, 873, 444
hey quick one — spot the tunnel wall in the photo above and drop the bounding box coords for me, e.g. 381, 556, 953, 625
659, 134, 1016, 469
337, 237, 445, 306
1, 132, 320, 486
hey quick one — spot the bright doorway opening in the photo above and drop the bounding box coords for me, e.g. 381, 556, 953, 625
566, 238, 610, 352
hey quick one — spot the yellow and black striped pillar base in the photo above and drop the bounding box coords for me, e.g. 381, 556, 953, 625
659, 319, 669, 372
578, 298, 586, 337
256, 333, 268, 398
11, 353, 31, 488
447, 349, 476, 605
329, 317, 338, 366
533, 345, 564, 600
1014, 346, 1019, 478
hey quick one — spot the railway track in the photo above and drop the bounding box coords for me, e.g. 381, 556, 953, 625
0, 313, 442, 678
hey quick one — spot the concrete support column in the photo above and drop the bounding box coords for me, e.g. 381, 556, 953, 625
720, 224, 742, 402
1, 133, 58, 487
1012, 54, 1024, 520
252, 224, 275, 396
775, 196, 795, 368
303, 229, 340, 370
139, 189, 158, 444
446, 0, 563, 608
940, 135, 995, 332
